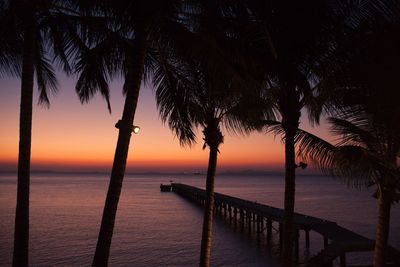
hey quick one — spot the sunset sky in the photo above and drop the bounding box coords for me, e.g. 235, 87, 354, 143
0, 73, 332, 173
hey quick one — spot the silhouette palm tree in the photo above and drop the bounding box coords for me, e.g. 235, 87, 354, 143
240, 1, 341, 265
298, 102, 400, 267
298, 25, 400, 267
262, 67, 320, 267
152, 51, 267, 266
149, 4, 273, 265
242, 1, 399, 265
328, 112, 399, 267
71, 1, 222, 266
0, 1, 75, 266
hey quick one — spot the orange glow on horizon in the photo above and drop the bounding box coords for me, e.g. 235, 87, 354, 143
0, 74, 329, 173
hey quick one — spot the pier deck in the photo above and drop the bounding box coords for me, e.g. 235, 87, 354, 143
170, 183, 399, 267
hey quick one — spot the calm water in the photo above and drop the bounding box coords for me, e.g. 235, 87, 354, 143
0, 173, 399, 266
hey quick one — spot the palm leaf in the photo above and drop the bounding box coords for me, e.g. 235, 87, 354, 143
34, 36, 58, 106
0, 1, 22, 77
328, 116, 376, 148
333, 145, 383, 188
74, 43, 112, 112
152, 47, 197, 146
295, 127, 379, 188
43, 9, 77, 75
295, 128, 336, 173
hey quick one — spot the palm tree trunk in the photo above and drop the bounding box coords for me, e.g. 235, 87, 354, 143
199, 145, 218, 267
92, 32, 147, 267
282, 126, 296, 267
199, 121, 223, 267
13, 27, 35, 267
373, 190, 391, 267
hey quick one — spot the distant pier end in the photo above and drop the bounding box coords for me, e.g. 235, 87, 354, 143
160, 184, 172, 192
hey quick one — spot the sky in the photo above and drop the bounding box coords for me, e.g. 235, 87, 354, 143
0, 73, 333, 173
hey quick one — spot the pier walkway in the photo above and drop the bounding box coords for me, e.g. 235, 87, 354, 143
170, 183, 400, 267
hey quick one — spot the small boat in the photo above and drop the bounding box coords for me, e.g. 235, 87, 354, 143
160, 184, 172, 192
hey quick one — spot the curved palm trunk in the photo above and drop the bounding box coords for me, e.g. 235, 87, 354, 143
373, 190, 391, 267
13, 27, 35, 267
199, 122, 223, 267
199, 146, 218, 267
92, 33, 147, 267
282, 126, 297, 267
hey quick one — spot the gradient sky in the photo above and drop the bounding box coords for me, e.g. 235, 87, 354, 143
0, 73, 332, 173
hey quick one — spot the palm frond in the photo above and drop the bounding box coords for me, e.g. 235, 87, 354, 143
223, 94, 275, 135
295, 127, 378, 188
261, 120, 285, 142
34, 37, 58, 107
152, 47, 197, 146
295, 128, 336, 172
74, 43, 112, 112
143, 48, 158, 87
328, 116, 376, 147
335, 0, 400, 29
44, 10, 78, 75
0, 1, 22, 77
303, 83, 325, 126
0, 43, 21, 78
331, 145, 380, 188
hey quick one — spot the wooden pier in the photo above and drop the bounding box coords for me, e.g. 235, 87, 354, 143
170, 183, 400, 267
160, 184, 172, 192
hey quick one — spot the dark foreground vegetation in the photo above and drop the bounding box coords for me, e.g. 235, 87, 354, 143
1, 1, 399, 266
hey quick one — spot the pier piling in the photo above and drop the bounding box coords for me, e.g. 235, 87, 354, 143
170, 183, 399, 267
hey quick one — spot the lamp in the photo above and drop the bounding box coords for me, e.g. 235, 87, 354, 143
132, 125, 140, 134
295, 161, 307, 169
115, 120, 140, 134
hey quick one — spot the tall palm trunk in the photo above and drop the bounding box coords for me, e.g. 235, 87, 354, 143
199, 144, 218, 267
282, 124, 297, 267
13, 26, 35, 267
280, 85, 301, 267
92, 32, 147, 267
199, 121, 223, 267
373, 189, 391, 267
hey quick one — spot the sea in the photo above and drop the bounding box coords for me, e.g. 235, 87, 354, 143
0, 172, 399, 267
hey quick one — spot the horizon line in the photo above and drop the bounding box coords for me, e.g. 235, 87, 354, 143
0, 168, 324, 176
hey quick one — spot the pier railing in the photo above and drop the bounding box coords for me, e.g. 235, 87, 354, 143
170, 183, 400, 267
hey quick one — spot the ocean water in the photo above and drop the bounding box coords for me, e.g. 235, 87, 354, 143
0, 173, 399, 266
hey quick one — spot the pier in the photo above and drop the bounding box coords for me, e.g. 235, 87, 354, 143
170, 183, 400, 267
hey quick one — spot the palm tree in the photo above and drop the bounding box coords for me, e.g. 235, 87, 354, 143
263, 71, 318, 267
239, 1, 342, 265
149, 4, 274, 265
71, 1, 227, 265
152, 48, 268, 266
0, 1, 75, 266
330, 115, 399, 267
241, 1, 400, 265
298, 24, 400, 267
299, 103, 400, 267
